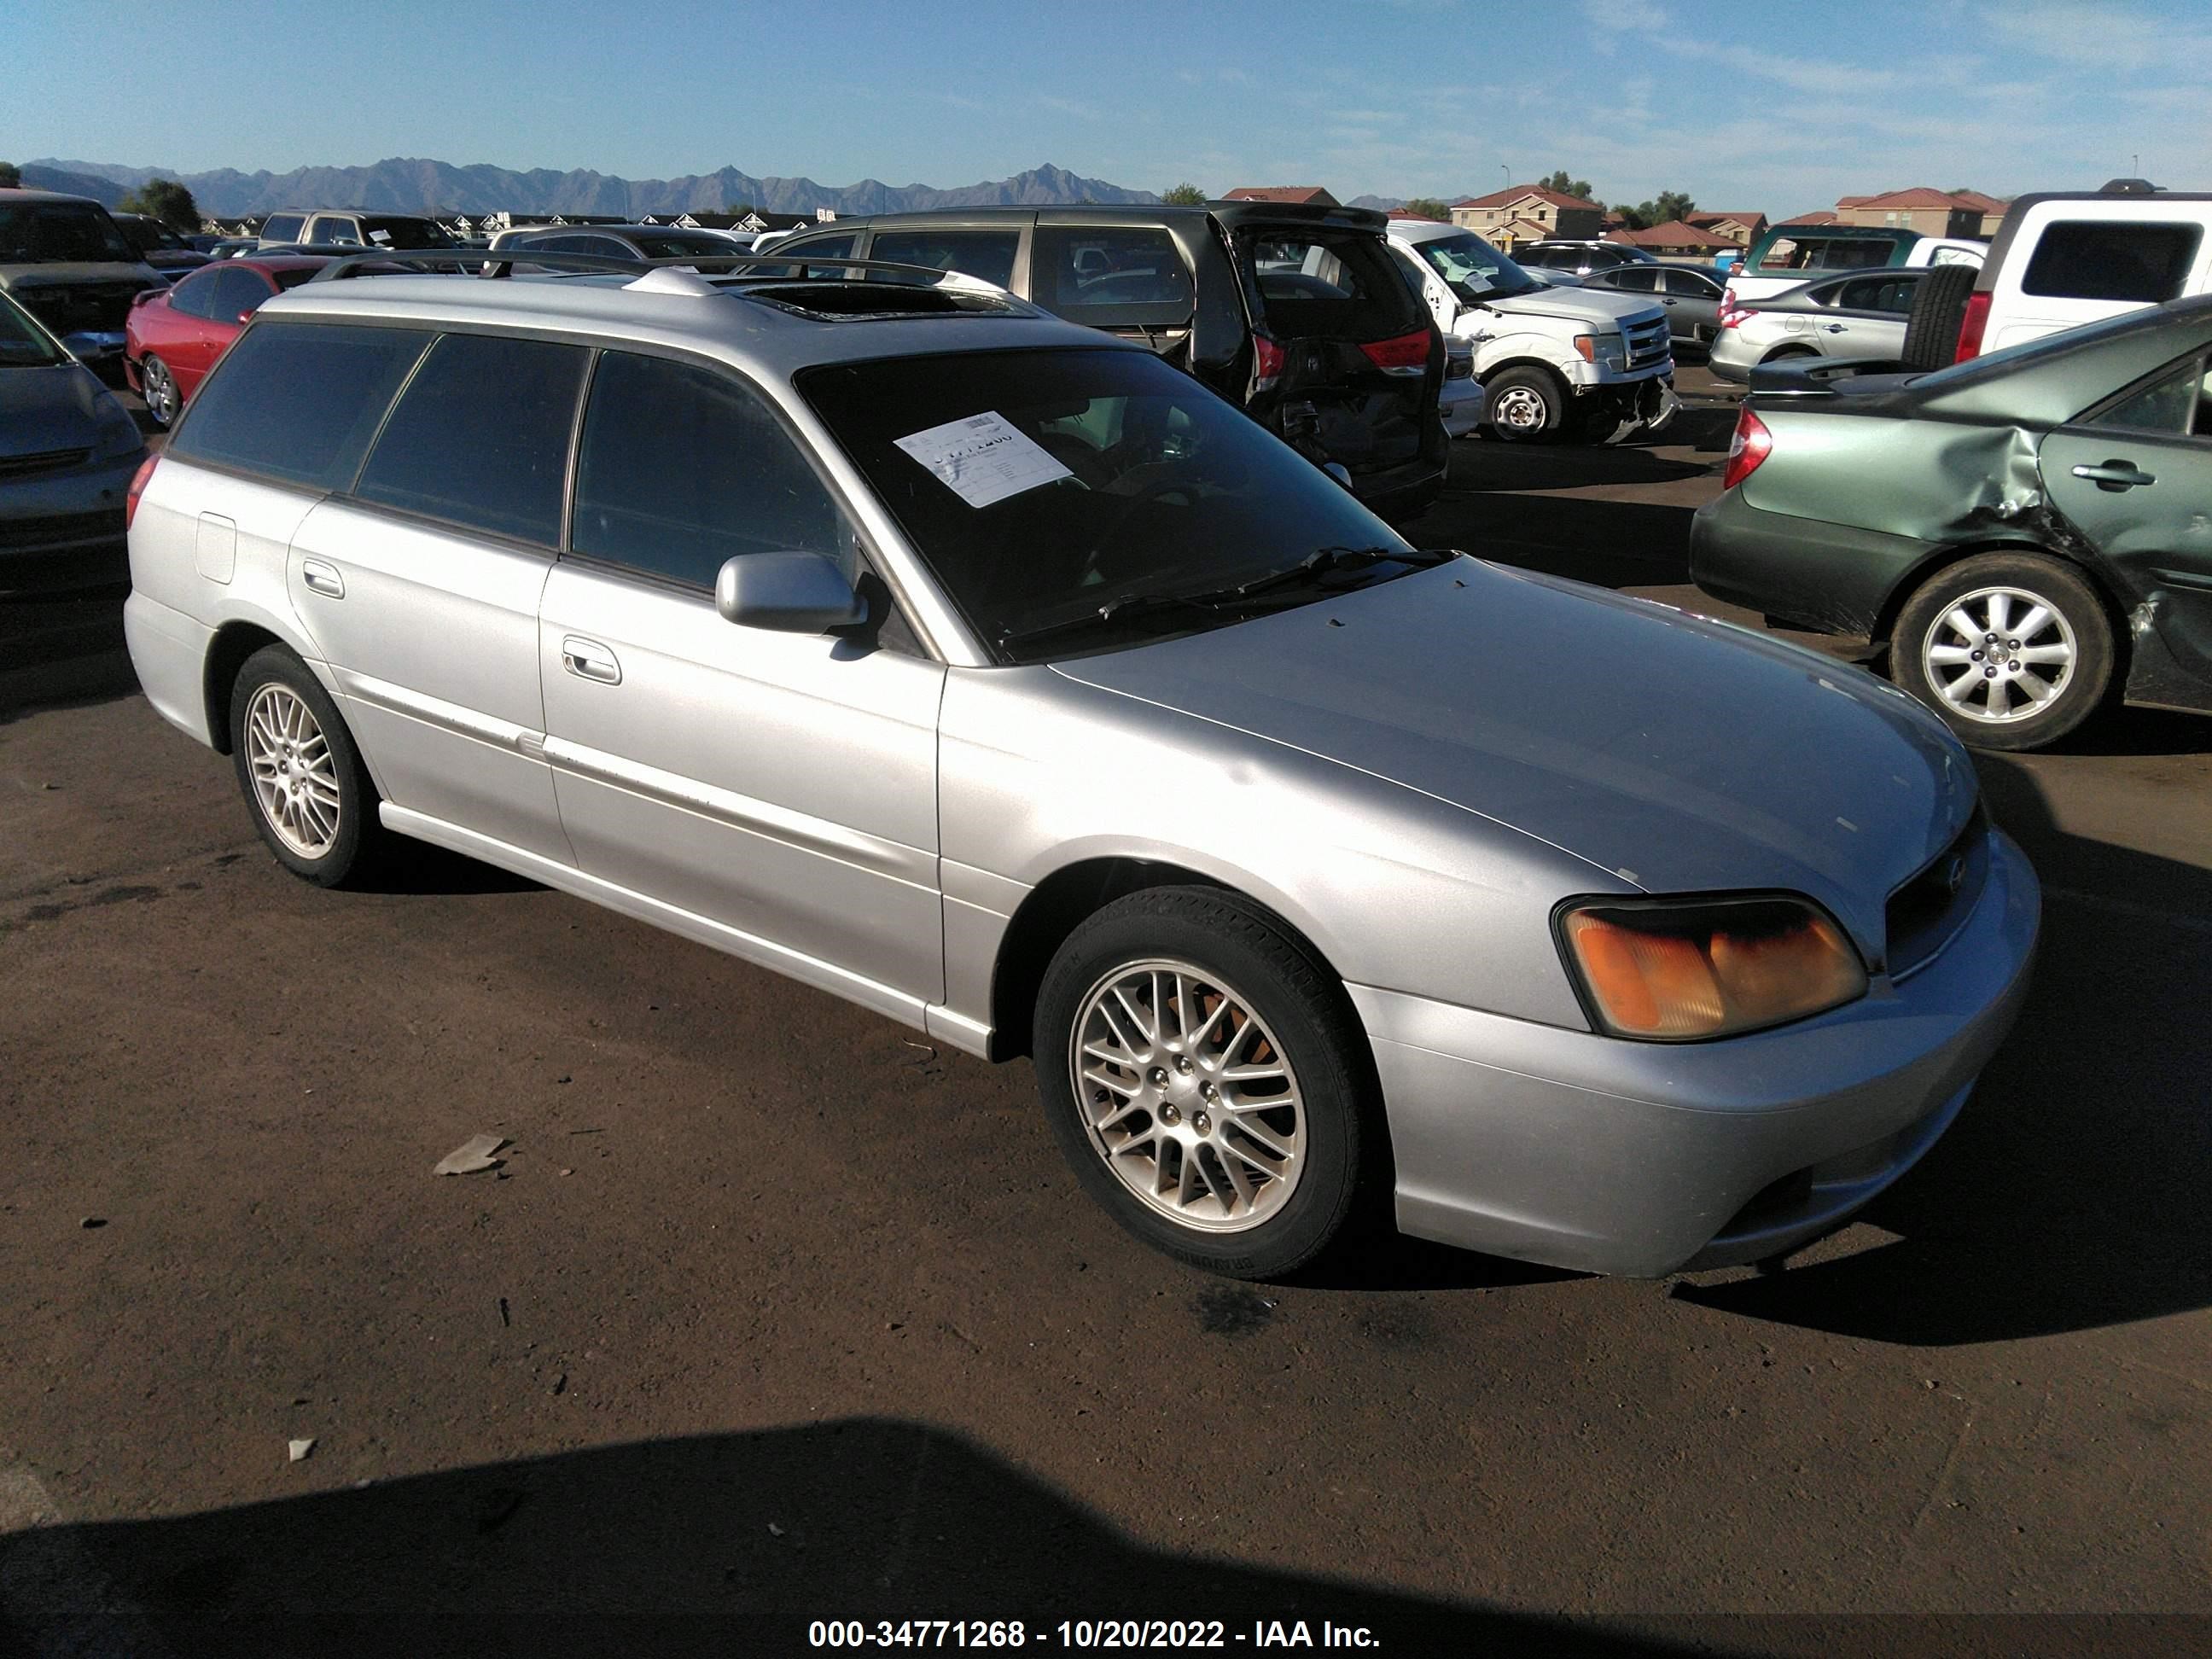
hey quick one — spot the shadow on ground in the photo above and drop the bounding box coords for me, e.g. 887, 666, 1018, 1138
0, 1421, 1720, 1658
1678, 756, 2212, 1345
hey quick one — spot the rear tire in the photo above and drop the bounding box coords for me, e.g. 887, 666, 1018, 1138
1033, 888, 1375, 1280
140, 355, 180, 428
1902, 263, 1978, 371
228, 644, 387, 886
1889, 551, 2116, 751
1482, 367, 1565, 443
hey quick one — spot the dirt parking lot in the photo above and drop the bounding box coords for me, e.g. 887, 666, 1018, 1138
3, 373, 2209, 1655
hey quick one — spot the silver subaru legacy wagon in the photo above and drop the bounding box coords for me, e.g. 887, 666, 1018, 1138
122, 259, 2039, 1280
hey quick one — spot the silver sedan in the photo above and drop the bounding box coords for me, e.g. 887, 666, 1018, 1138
1711, 268, 1926, 382
124, 269, 2036, 1281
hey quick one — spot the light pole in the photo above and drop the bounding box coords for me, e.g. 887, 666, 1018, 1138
1499, 163, 1511, 190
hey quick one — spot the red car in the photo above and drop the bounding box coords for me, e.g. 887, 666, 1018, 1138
125, 256, 329, 428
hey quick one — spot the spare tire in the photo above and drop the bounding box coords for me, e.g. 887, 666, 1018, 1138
1902, 264, 1978, 370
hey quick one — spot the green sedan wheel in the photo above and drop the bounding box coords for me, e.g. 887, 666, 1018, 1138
1891, 551, 2115, 752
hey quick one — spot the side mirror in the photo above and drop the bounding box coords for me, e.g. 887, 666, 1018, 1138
1321, 462, 1353, 490
714, 551, 866, 633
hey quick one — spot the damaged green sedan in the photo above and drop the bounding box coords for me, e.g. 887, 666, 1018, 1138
1691, 294, 2212, 750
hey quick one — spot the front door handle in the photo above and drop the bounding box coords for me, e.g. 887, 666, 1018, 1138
300, 559, 344, 598
1823, 323, 1847, 333
2071, 460, 2156, 491
561, 636, 621, 684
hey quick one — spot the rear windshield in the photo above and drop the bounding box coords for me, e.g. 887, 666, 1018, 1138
800, 346, 1406, 661
0, 201, 135, 264
1241, 229, 1424, 341
1753, 233, 1897, 272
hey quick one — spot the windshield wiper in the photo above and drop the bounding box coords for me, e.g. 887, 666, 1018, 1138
994, 548, 1460, 655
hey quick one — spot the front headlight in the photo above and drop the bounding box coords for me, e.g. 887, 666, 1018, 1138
1557, 894, 1866, 1040
1571, 332, 1627, 367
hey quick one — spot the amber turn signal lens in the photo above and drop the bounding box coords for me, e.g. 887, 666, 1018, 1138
1562, 899, 1866, 1040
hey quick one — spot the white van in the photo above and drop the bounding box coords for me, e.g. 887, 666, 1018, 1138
1384, 219, 1674, 443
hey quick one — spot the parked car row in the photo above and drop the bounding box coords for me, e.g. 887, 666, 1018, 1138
0, 287, 145, 589
1693, 179, 2212, 751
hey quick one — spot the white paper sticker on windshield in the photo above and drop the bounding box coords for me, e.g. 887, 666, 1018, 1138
368, 228, 393, 245
893, 410, 1070, 509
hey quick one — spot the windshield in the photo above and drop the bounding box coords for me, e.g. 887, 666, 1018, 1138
0, 293, 67, 366
800, 347, 1415, 661
359, 217, 459, 247
1408, 230, 1539, 301
0, 202, 136, 264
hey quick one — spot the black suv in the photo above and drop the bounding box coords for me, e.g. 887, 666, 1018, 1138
765, 203, 1447, 521
0, 189, 166, 382
1515, 240, 1658, 281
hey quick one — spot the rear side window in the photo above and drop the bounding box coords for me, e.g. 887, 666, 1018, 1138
208, 267, 273, 321
1034, 226, 1196, 319
309, 217, 358, 246
1605, 267, 1659, 292
1833, 275, 1918, 313
1757, 236, 1891, 272
771, 232, 858, 279
1245, 231, 1423, 341
352, 333, 588, 544
261, 214, 305, 243
1664, 269, 1720, 297
2088, 355, 2211, 436
166, 270, 222, 320
168, 322, 429, 489
571, 352, 845, 588
2022, 221, 2202, 303
866, 229, 1020, 288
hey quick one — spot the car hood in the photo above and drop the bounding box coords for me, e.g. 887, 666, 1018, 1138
1049, 561, 1977, 959
0, 362, 119, 455
1481, 283, 1666, 330
0, 262, 163, 291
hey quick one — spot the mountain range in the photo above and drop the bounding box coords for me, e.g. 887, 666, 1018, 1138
21, 157, 1159, 219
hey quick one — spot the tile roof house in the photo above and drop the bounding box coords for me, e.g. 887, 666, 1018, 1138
1450, 185, 1604, 242
1221, 186, 1338, 207
1685, 211, 1768, 247
1605, 220, 1738, 255
1778, 210, 1840, 227
1837, 188, 2002, 238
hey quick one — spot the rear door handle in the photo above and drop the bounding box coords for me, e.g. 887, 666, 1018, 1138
2071, 461, 2156, 491
1823, 323, 1847, 333
561, 636, 621, 684
300, 559, 344, 598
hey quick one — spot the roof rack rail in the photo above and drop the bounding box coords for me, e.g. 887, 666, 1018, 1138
305, 250, 1014, 292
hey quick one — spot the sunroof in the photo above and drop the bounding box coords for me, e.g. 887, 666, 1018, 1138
733, 282, 1027, 322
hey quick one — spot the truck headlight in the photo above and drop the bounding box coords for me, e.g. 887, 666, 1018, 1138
1557, 895, 1866, 1040
1572, 333, 1627, 367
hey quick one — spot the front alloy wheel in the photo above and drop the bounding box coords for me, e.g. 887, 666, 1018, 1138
1033, 887, 1371, 1278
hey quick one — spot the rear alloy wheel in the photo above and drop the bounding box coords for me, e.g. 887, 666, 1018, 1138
1891, 552, 2115, 751
229, 644, 387, 885
1033, 888, 1371, 1279
1483, 367, 1563, 443
140, 355, 180, 428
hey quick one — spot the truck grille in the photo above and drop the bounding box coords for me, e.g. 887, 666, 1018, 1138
12, 282, 148, 335
1624, 315, 1671, 371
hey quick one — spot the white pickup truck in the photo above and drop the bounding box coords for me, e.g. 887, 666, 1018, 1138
1385, 218, 1675, 443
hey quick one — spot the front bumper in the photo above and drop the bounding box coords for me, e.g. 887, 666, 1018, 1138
1439, 378, 1483, 438
1690, 486, 1935, 637
1355, 830, 2039, 1278
1563, 358, 1673, 390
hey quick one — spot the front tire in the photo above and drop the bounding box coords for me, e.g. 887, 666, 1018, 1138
1482, 366, 1564, 443
1890, 551, 2115, 751
1033, 888, 1373, 1279
228, 644, 386, 885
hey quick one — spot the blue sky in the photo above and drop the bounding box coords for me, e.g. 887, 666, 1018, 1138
9, 0, 2208, 214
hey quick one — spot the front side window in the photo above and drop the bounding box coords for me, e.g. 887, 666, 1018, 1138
358, 217, 458, 248
801, 346, 1413, 660
2088, 355, 2209, 436
2023, 222, 2202, 304
1665, 269, 1720, 298
571, 352, 846, 588
866, 229, 1021, 288
167, 322, 430, 489
0, 293, 67, 366
764, 233, 857, 280
1033, 226, 1194, 317
352, 333, 588, 544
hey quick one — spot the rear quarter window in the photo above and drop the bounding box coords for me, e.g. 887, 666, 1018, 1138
2022, 221, 2203, 303
260, 215, 305, 243
166, 322, 430, 490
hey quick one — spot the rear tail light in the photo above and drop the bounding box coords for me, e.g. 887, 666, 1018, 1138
1358, 329, 1431, 375
125, 453, 160, 530
1253, 335, 1284, 390
1953, 288, 1990, 363
1719, 293, 1748, 329
1721, 407, 1772, 491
